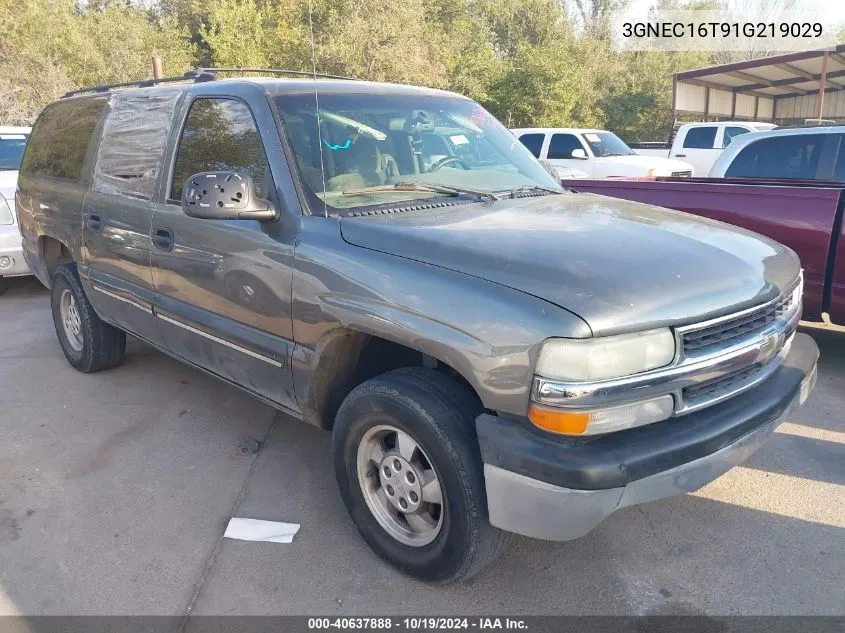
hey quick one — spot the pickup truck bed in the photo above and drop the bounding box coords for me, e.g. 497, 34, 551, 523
570, 177, 845, 325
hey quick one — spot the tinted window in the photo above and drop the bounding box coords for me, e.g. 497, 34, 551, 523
547, 133, 585, 159
93, 88, 182, 200
0, 134, 29, 170
171, 98, 268, 200
725, 134, 823, 180
20, 98, 106, 181
723, 126, 750, 147
683, 126, 717, 149
832, 135, 845, 182
518, 133, 545, 157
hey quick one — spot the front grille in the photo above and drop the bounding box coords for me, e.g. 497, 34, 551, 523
671, 170, 693, 177
683, 363, 764, 403
682, 278, 800, 354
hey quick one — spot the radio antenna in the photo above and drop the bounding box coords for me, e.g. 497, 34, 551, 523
307, 0, 328, 217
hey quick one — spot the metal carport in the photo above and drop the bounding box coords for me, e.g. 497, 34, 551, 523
673, 44, 845, 125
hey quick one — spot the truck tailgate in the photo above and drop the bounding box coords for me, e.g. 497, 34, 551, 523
569, 177, 845, 322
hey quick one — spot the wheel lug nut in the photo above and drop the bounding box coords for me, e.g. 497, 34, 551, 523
406, 471, 415, 484
386, 485, 394, 496
409, 491, 418, 503
399, 498, 408, 510
392, 459, 402, 472
383, 466, 391, 478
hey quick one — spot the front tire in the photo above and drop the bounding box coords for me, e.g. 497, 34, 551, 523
50, 264, 126, 373
333, 367, 508, 583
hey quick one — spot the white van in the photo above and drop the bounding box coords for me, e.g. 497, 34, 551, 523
632, 121, 777, 176
512, 128, 694, 178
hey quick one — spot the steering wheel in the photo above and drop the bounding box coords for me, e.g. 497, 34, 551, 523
428, 156, 470, 172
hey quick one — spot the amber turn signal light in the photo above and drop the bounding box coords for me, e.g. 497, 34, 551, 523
528, 404, 590, 435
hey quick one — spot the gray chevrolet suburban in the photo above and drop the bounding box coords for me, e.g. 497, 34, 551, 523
16, 69, 819, 583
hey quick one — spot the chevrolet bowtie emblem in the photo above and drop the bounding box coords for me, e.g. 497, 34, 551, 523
757, 332, 783, 364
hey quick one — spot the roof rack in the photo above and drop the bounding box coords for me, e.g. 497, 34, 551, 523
61, 69, 216, 98
61, 67, 359, 98
194, 67, 360, 81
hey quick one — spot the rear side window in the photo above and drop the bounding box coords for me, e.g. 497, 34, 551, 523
682, 126, 717, 149
20, 98, 106, 181
723, 126, 750, 147
170, 98, 268, 201
547, 133, 585, 159
518, 133, 545, 157
725, 134, 823, 180
92, 88, 182, 200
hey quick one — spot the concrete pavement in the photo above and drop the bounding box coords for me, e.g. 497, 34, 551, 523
0, 277, 843, 616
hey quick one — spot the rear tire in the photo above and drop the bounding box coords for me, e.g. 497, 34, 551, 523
333, 367, 508, 583
50, 264, 126, 372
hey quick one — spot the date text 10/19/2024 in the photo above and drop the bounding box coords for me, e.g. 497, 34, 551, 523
307, 618, 528, 630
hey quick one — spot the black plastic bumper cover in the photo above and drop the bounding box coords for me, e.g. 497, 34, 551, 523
476, 332, 819, 491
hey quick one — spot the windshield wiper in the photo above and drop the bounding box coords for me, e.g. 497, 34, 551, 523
497, 185, 566, 199
341, 181, 496, 201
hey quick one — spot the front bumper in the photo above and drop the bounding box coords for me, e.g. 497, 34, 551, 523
476, 332, 819, 541
0, 227, 31, 277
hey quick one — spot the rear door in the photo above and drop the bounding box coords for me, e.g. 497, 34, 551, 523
516, 133, 546, 159
82, 87, 184, 344
150, 85, 298, 410
674, 125, 718, 175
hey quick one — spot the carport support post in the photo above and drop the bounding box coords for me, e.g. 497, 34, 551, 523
816, 51, 829, 120
152, 56, 164, 80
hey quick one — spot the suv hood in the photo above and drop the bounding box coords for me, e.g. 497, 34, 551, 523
339, 193, 800, 336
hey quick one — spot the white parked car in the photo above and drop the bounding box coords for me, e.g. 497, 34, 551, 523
512, 127, 694, 178
631, 121, 777, 177
0, 126, 32, 294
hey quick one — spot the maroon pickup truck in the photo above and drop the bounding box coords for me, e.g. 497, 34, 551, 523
569, 177, 845, 325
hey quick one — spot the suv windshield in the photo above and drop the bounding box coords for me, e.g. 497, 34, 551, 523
581, 132, 635, 158
273, 92, 561, 211
0, 134, 29, 170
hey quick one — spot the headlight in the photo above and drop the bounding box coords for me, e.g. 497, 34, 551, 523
0, 196, 13, 225
535, 328, 676, 382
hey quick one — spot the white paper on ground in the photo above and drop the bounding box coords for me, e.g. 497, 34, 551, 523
224, 517, 301, 543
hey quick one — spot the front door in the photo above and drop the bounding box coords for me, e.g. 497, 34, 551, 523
545, 132, 593, 176
151, 95, 297, 410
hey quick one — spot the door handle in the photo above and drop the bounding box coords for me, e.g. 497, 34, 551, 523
152, 227, 174, 251
87, 213, 102, 232
674, 154, 686, 158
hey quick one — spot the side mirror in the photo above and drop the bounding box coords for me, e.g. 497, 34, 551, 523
181, 172, 277, 222
570, 148, 588, 160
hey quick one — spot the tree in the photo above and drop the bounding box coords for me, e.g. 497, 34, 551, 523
0, 0, 194, 125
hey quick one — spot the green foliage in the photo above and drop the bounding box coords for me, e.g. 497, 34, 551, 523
0, 0, 194, 124
1, 0, 713, 141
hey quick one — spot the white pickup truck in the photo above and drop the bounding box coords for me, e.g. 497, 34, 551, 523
512, 127, 694, 178
630, 121, 777, 177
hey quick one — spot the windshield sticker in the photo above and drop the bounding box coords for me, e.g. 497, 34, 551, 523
469, 107, 490, 128
323, 138, 351, 151
584, 133, 601, 143
449, 134, 470, 145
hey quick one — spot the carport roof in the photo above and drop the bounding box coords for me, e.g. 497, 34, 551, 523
675, 44, 845, 101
